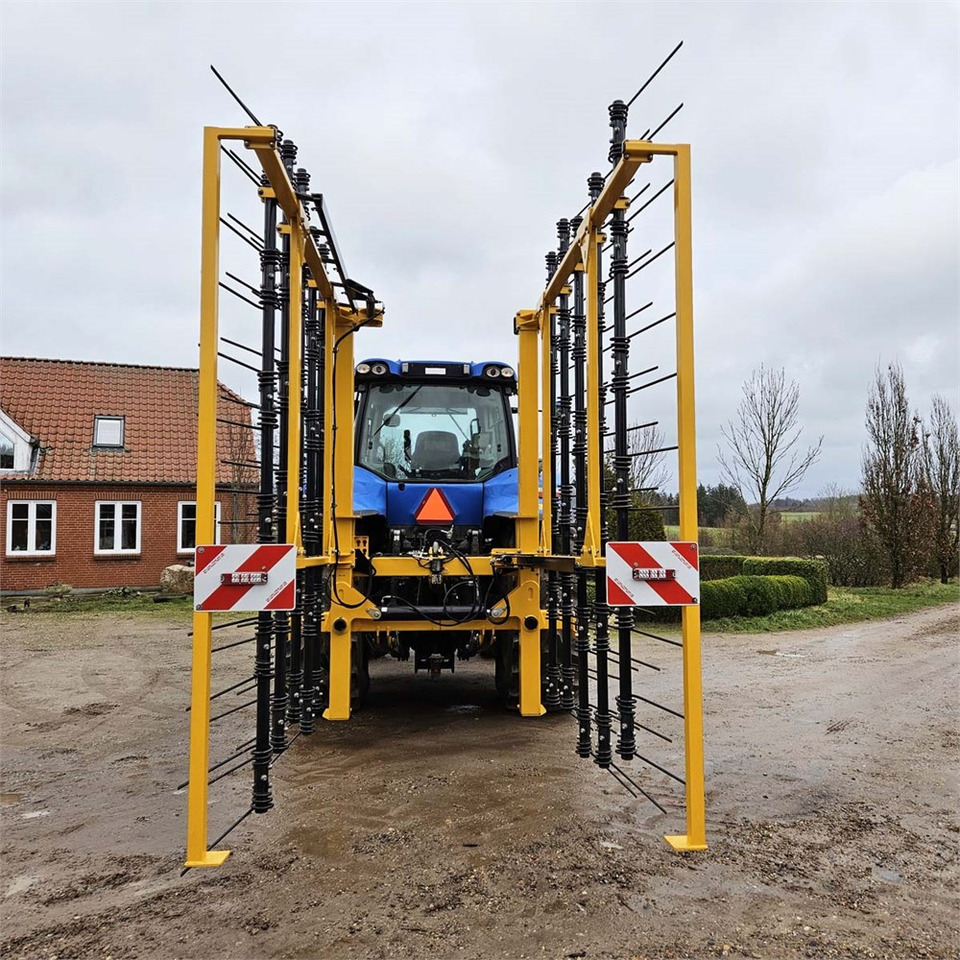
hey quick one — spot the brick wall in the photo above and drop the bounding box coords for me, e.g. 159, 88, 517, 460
0, 482, 256, 593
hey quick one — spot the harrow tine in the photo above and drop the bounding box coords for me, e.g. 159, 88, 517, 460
626, 40, 684, 107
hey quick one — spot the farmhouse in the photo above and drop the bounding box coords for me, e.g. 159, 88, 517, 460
0, 357, 255, 593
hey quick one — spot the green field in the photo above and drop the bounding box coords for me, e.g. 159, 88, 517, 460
664, 525, 732, 544
780, 511, 822, 522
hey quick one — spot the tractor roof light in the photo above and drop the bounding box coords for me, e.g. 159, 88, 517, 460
356, 362, 371, 375
484, 366, 500, 378
371, 362, 389, 376
500, 367, 515, 379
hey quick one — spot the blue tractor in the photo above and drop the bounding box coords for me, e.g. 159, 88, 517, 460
351, 358, 524, 703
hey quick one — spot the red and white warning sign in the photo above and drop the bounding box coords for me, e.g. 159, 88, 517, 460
605, 541, 699, 607
193, 544, 297, 612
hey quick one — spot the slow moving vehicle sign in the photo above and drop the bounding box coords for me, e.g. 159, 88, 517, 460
605, 541, 700, 607
193, 544, 297, 612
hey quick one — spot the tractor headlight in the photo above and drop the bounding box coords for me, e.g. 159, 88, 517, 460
356, 362, 371, 375
500, 367, 515, 379
371, 362, 389, 376
484, 366, 500, 378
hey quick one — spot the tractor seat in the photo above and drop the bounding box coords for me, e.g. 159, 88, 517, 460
412, 430, 460, 470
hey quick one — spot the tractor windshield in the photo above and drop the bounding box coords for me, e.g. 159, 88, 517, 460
356, 381, 516, 482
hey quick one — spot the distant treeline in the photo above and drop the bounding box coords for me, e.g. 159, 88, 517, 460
646, 486, 861, 527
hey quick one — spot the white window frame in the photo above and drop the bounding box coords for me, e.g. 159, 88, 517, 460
93, 416, 125, 448
5, 500, 57, 556
0, 408, 34, 473
94, 500, 141, 555
177, 500, 221, 554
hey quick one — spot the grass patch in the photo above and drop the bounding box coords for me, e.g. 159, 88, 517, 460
780, 511, 822, 522
3, 591, 194, 619
698, 579, 958, 633
664, 525, 734, 547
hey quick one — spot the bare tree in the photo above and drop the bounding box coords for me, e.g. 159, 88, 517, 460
604, 422, 670, 541
718, 365, 823, 554
860, 363, 932, 588
604, 421, 670, 493
922, 393, 959, 584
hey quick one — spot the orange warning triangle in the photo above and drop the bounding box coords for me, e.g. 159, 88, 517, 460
415, 487, 456, 524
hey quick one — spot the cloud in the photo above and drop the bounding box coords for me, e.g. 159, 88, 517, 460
0, 0, 957, 499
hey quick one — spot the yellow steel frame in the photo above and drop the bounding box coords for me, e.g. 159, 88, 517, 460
186, 125, 383, 867
534, 140, 707, 851
188, 126, 703, 867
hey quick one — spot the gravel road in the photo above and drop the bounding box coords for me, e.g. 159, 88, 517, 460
1, 601, 957, 959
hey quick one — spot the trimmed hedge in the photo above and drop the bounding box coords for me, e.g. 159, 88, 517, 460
767, 574, 815, 608
742, 557, 828, 605
700, 578, 746, 619
700, 555, 746, 581
699, 573, 815, 620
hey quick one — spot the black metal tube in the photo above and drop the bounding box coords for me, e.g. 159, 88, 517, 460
630, 626, 683, 648
556, 218, 575, 712
286, 169, 311, 729
608, 99, 628, 165
628, 181, 674, 222
570, 214, 591, 759
300, 273, 322, 735
253, 179, 278, 814
609, 156, 636, 761
270, 138, 297, 756
589, 171, 612, 770
610, 761, 668, 814
221, 145, 260, 185
543, 250, 561, 712
210, 697, 257, 723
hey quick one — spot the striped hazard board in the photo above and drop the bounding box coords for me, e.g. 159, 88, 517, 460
193, 543, 297, 612
605, 541, 700, 607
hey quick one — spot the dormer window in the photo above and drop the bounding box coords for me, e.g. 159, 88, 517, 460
94, 416, 124, 448
0, 410, 32, 473
0, 430, 13, 470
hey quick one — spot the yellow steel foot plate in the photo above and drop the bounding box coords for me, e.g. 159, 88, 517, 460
664, 834, 708, 852
520, 706, 547, 717
184, 849, 231, 868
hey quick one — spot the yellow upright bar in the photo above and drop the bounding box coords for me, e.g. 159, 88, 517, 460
580, 228, 602, 565
185, 127, 230, 869
665, 144, 707, 852
539, 306, 553, 553
321, 297, 336, 558
514, 309, 546, 717
515, 310, 540, 553
323, 310, 359, 721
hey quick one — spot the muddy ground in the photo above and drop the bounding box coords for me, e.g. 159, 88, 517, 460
0, 601, 958, 960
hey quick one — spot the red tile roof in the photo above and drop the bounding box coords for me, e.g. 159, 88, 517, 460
0, 357, 255, 485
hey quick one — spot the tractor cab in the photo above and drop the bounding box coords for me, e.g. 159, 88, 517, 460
353, 359, 519, 555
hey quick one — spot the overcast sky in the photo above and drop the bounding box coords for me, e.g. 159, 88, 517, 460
1, 1, 957, 497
